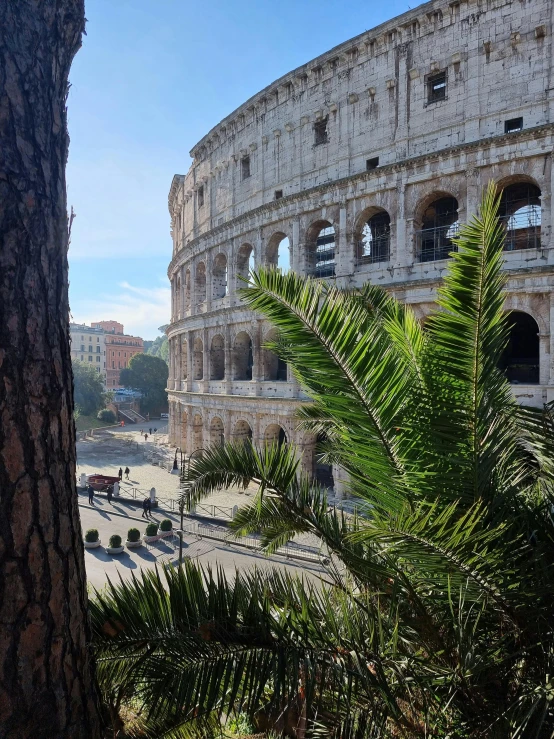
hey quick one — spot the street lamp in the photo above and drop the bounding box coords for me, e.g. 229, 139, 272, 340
178, 447, 207, 566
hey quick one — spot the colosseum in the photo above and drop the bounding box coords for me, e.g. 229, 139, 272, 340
167, 0, 554, 497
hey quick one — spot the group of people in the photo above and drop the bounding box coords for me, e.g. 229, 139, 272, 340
140, 428, 157, 442
118, 466, 130, 481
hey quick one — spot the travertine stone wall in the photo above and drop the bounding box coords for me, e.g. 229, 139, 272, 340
167, 0, 554, 497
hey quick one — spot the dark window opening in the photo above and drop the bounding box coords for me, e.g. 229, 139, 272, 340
428, 72, 446, 103
499, 312, 539, 384
308, 225, 335, 278
416, 197, 459, 262
314, 432, 334, 489
366, 157, 380, 171
198, 186, 204, 208
499, 183, 541, 251
505, 117, 523, 134
314, 118, 329, 146
241, 156, 251, 180
274, 190, 283, 200
357, 211, 391, 265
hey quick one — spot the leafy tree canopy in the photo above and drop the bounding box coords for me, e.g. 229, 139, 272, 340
120, 353, 168, 414
72, 360, 105, 416
146, 334, 169, 364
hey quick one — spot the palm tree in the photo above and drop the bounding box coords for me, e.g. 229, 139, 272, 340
91, 185, 554, 738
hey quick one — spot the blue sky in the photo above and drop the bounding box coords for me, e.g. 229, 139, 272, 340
67, 0, 412, 339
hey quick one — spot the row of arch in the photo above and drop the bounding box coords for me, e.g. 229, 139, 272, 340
177, 329, 288, 382
172, 180, 542, 317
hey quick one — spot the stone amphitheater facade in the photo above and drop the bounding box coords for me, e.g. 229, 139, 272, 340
167, 0, 554, 496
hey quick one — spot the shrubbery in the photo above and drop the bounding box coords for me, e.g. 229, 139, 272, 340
109, 534, 122, 548
159, 518, 172, 532
127, 528, 140, 542
97, 408, 116, 424
84, 529, 99, 543
145, 523, 158, 537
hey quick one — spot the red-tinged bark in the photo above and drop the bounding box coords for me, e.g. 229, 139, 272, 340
0, 2, 102, 736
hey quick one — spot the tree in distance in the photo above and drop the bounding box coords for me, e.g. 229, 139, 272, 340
146, 333, 169, 364
120, 353, 169, 415
72, 360, 106, 416
92, 187, 554, 738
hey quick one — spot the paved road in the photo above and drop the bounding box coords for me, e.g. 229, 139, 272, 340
79, 494, 325, 591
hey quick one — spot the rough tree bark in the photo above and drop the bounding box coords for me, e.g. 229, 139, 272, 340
0, 2, 102, 737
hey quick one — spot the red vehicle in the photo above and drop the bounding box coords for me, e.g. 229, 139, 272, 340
86, 474, 119, 491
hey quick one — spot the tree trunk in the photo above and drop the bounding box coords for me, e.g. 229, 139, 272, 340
0, 2, 102, 737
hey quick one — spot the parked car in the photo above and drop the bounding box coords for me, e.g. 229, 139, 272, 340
160, 413, 169, 419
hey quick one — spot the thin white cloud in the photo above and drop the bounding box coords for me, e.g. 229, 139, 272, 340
71, 281, 171, 339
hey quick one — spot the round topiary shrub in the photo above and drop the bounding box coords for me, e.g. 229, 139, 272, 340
127, 527, 141, 542
145, 522, 158, 537
85, 528, 99, 543
97, 408, 116, 424
159, 518, 172, 532
109, 534, 122, 548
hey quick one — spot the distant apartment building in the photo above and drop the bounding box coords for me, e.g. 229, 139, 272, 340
69, 323, 107, 387
91, 320, 144, 388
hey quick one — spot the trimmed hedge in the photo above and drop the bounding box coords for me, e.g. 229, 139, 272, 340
145, 522, 158, 537
127, 527, 141, 542
159, 518, 172, 532
85, 528, 99, 543
97, 408, 116, 424
109, 534, 122, 548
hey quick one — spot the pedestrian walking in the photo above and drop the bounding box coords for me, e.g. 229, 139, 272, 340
125, 466, 130, 480
142, 498, 149, 518
139, 428, 143, 435
154, 427, 157, 434
146, 497, 152, 518
87, 484, 94, 505
118, 467, 123, 481
107, 484, 113, 504
144, 433, 148, 442
149, 427, 152, 435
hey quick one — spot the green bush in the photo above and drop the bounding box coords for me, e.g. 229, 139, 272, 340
97, 408, 116, 424
84, 528, 99, 543
127, 527, 141, 542
159, 518, 172, 532
109, 534, 122, 548
145, 523, 158, 537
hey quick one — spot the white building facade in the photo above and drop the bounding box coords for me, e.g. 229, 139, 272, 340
69, 323, 107, 388
167, 0, 554, 495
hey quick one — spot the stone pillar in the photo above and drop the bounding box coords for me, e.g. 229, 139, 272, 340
291, 219, 300, 273
202, 327, 209, 392
335, 204, 352, 280
465, 166, 481, 222
539, 332, 550, 387
205, 253, 212, 313
190, 261, 196, 316
186, 405, 193, 454
180, 266, 186, 319
224, 413, 232, 447
254, 319, 263, 396
168, 338, 174, 390
225, 324, 232, 393
150, 487, 156, 505
177, 336, 183, 391
550, 293, 554, 386
186, 334, 193, 392
395, 178, 408, 267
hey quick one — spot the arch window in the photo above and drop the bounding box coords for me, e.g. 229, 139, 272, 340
212, 253, 228, 299
500, 311, 540, 384
184, 269, 191, 312
237, 244, 255, 284
193, 337, 203, 380
210, 335, 225, 380
195, 262, 206, 304
209, 416, 225, 447
307, 222, 335, 278
233, 332, 253, 381
264, 424, 287, 446
357, 210, 391, 265
416, 197, 459, 262
263, 329, 287, 382
267, 233, 290, 272
233, 420, 253, 444
499, 183, 541, 251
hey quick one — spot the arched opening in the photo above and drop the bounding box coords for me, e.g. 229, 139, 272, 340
416, 196, 459, 262
357, 210, 391, 265
210, 334, 225, 380
307, 221, 335, 278
193, 337, 203, 380
233, 420, 253, 444
237, 243, 255, 284
192, 414, 203, 452
176, 276, 181, 317
314, 432, 334, 489
264, 424, 287, 446
212, 253, 228, 299
184, 269, 191, 312
500, 311, 540, 384
267, 232, 290, 272
209, 416, 224, 447
233, 331, 253, 380
195, 262, 206, 304
499, 182, 541, 251
263, 329, 287, 381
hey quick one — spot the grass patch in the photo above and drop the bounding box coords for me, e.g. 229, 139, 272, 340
75, 414, 111, 432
